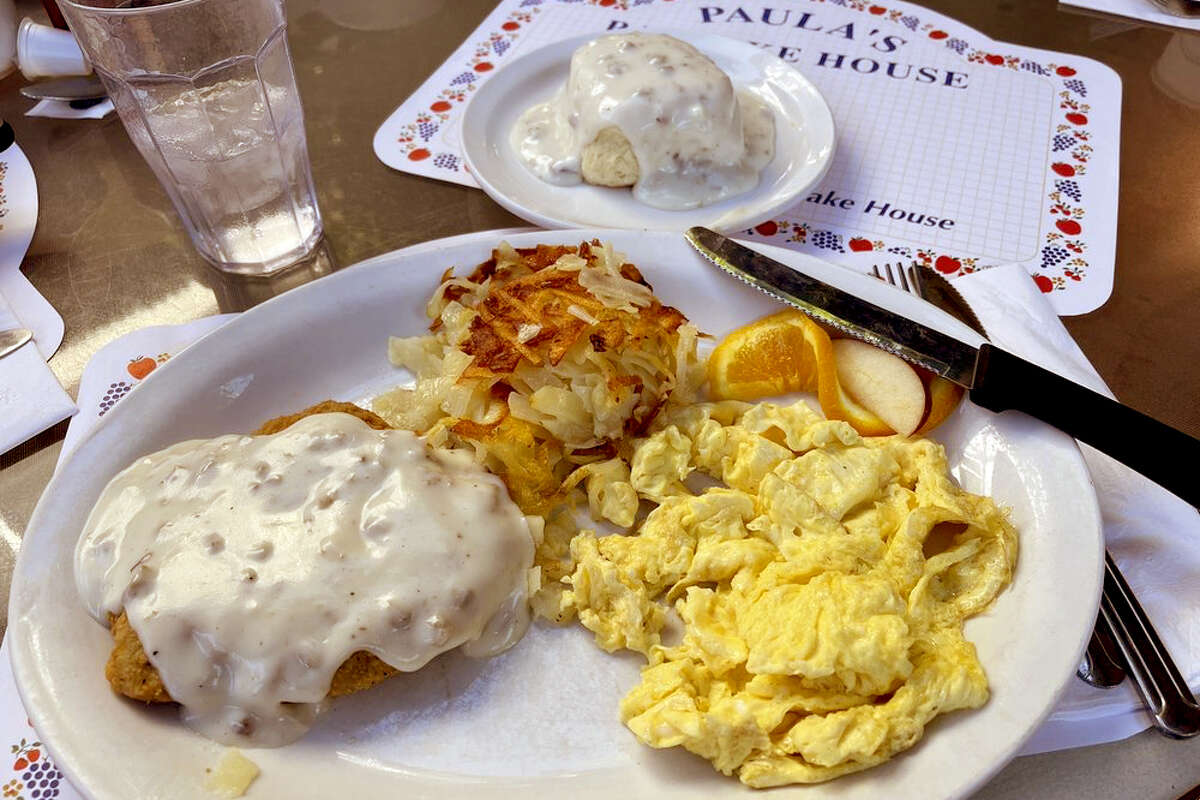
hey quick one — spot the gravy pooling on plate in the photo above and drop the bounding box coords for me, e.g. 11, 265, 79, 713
75, 412, 537, 747
511, 33, 775, 210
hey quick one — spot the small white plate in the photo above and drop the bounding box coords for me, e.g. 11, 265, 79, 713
9, 230, 1101, 800
461, 34, 835, 233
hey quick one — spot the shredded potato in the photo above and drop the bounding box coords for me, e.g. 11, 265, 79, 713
374, 241, 704, 520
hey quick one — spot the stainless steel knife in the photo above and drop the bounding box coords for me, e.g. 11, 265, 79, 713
686, 226, 1200, 507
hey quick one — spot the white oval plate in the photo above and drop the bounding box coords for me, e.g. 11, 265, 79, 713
9, 230, 1101, 800
462, 34, 836, 233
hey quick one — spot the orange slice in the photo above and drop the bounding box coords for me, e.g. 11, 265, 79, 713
707, 309, 824, 400
707, 310, 965, 436
915, 374, 965, 435
707, 310, 895, 436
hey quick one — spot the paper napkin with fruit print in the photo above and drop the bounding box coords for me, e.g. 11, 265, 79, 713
57, 314, 236, 469
0, 638, 75, 800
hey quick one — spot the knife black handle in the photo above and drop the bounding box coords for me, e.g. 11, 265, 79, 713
969, 344, 1200, 507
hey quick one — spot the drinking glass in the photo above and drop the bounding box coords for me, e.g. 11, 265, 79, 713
57, 0, 324, 275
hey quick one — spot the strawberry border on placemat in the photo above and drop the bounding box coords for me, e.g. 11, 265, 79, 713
389, 3, 544, 175
4, 733, 64, 800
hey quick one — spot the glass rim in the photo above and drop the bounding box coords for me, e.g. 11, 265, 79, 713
57, 0, 230, 16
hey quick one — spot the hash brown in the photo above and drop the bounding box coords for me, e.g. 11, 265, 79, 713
454, 242, 687, 384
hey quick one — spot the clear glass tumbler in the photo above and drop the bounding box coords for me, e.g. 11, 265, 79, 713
58, 0, 323, 275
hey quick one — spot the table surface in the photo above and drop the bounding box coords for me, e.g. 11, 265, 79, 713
2, 0, 1199, 797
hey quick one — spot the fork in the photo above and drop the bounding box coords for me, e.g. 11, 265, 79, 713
871, 261, 1129, 691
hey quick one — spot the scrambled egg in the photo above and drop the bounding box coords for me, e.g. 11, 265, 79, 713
555, 400, 1017, 787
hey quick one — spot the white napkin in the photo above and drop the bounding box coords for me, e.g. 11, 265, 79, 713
24, 98, 114, 120
952, 264, 1200, 755
0, 292, 75, 456
1060, 0, 1200, 30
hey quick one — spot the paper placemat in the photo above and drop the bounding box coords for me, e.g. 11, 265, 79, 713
375, 0, 1122, 316
1061, 0, 1200, 30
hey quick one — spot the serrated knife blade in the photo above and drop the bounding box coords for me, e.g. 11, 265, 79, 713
685, 225, 1200, 508
911, 264, 988, 339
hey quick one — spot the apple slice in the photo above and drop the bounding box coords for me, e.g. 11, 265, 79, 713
831, 338, 927, 436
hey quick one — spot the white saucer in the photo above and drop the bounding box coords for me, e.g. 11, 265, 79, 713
461, 33, 835, 233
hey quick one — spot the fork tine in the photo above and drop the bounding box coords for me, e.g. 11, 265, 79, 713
872, 262, 922, 297
904, 263, 920, 294
873, 263, 899, 287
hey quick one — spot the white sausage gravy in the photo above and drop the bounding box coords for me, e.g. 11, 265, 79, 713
512, 33, 775, 210
75, 412, 537, 747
